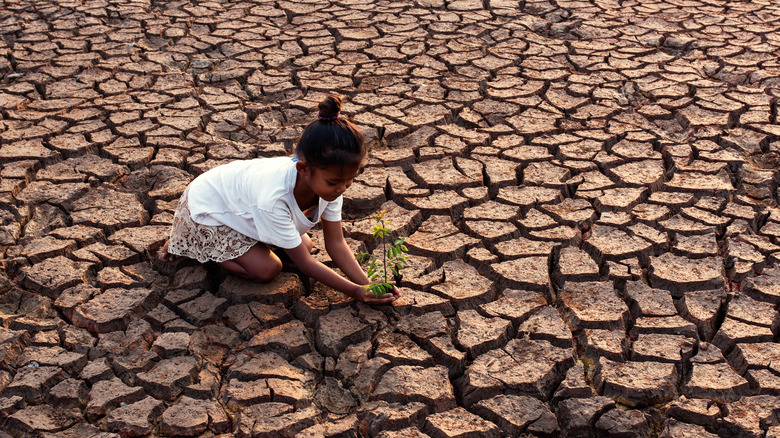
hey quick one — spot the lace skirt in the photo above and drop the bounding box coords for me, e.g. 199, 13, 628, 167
167, 186, 258, 263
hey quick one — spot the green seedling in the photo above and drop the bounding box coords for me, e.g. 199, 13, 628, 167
356, 211, 409, 297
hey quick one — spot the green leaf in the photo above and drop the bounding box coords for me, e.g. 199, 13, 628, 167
366, 284, 381, 297
367, 282, 391, 297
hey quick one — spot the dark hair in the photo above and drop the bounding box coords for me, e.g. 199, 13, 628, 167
295, 95, 366, 169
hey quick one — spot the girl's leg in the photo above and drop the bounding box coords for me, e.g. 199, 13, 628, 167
218, 243, 282, 282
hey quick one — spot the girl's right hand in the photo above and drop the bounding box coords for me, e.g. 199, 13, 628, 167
354, 283, 401, 305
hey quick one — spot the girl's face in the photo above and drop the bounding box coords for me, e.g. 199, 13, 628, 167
298, 162, 360, 202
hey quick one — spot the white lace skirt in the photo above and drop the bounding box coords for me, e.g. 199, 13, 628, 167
167, 186, 258, 263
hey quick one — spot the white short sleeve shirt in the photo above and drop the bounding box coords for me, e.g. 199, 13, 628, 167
185, 156, 342, 249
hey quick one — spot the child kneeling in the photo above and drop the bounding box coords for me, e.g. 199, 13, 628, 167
162, 95, 399, 305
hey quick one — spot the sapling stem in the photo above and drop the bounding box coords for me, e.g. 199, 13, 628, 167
380, 217, 388, 287
356, 211, 409, 297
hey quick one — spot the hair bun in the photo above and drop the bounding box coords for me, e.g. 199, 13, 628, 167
318, 95, 342, 120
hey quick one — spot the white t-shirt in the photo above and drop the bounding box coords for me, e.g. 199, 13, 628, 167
186, 156, 342, 249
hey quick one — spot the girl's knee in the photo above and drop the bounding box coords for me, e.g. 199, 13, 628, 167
252, 259, 282, 282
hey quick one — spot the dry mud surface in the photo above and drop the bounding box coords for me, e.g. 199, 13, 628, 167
2, 0, 780, 437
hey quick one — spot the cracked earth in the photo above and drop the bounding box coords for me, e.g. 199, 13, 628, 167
2, 0, 780, 437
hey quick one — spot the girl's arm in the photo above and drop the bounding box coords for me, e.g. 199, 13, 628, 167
284, 232, 398, 305
320, 219, 401, 301
321, 219, 371, 285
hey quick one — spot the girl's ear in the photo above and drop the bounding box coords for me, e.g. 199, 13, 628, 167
296, 161, 308, 175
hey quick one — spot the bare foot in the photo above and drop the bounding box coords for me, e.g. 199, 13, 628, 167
159, 240, 179, 262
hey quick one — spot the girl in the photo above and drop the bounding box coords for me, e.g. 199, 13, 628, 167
161, 95, 400, 305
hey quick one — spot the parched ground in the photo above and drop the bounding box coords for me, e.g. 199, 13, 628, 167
1, 0, 780, 436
